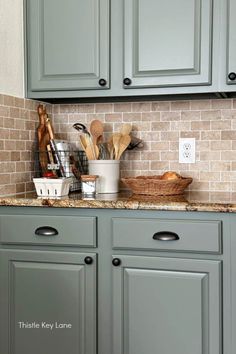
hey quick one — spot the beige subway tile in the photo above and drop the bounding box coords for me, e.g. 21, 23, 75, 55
105, 113, 122, 122
0, 151, 11, 161
201, 110, 221, 120
16, 162, 26, 172
221, 109, 236, 120
150, 161, 170, 171
169, 162, 189, 171
196, 141, 210, 151
19, 130, 30, 140
0, 173, 12, 185
11, 151, 21, 161
26, 181, 35, 192
194, 161, 210, 171
9, 107, 20, 119
0, 117, 3, 127
0, 162, 15, 173
3, 118, 15, 129
171, 121, 191, 131
151, 101, 170, 111
181, 111, 200, 121
132, 102, 151, 112
4, 140, 16, 150
180, 131, 200, 139
221, 130, 236, 140
221, 171, 236, 181
160, 151, 178, 160
232, 99, 236, 109
200, 151, 220, 161
151, 141, 169, 150
231, 141, 236, 150
200, 171, 220, 181
29, 111, 38, 121
211, 120, 231, 130
14, 97, 25, 108
120, 160, 132, 170
231, 162, 236, 171
86, 113, 105, 123
0, 105, 10, 117
0, 140, 4, 150
3, 95, 14, 106
0, 94, 4, 105
211, 99, 232, 109
211, 140, 231, 150
141, 151, 160, 160
201, 131, 221, 140
190, 100, 211, 110
15, 119, 25, 130
171, 100, 190, 111
189, 181, 210, 191
161, 111, 181, 121
210, 161, 231, 171
209, 192, 231, 202
141, 131, 160, 141
191, 121, 210, 130
25, 121, 37, 131
142, 112, 160, 121
0, 129, 10, 140
20, 151, 31, 161
0, 184, 16, 196
53, 114, 69, 124
161, 131, 179, 141
130, 161, 149, 170
52, 105, 60, 114
123, 112, 142, 122
221, 151, 236, 161
114, 103, 132, 112
95, 103, 113, 113
151, 122, 170, 131
16, 183, 26, 193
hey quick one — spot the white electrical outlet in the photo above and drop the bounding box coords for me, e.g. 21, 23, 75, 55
179, 138, 196, 163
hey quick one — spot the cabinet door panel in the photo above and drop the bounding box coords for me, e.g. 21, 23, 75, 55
124, 0, 212, 87
113, 256, 221, 354
227, 0, 236, 84
27, 0, 109, 91
0, 250, 96, 354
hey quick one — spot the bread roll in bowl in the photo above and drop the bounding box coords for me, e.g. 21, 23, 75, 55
160, 171, 181, 180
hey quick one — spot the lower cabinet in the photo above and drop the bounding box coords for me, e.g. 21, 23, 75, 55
112, 255, 221, 354
0, 249, 96, 354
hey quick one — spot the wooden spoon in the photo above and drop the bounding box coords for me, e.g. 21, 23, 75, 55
120, 123, 132, 136
112, 133, 122, 160
117, 134, 131, 159
79, 135, 87, 151
90, 120, 104, 145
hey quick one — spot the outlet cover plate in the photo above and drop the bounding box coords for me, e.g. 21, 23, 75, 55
179, 138, 196, 163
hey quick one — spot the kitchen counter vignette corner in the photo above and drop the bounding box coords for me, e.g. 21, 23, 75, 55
0, 196, 235, 354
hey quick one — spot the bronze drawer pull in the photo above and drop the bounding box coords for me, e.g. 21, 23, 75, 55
153, 231, 180, 241
35, 226, 58, 237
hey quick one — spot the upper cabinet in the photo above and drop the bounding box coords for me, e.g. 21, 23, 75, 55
26, 0, 110, 92
123, 0, 212, 89
25, 0, 235, 99
226, 0, 236, 85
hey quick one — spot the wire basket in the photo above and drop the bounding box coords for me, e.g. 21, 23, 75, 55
121, 175, 193, 196
35, 150, 88, 192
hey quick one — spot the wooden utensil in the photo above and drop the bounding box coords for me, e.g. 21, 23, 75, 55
90, 120, 104, 145
112, 133, 122, 160
37, 106, 50, 174
79, 135, 87, 151
120, 123, 132, 136
117, 134, 131, 159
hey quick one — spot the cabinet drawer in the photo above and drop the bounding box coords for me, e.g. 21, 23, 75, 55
112, 218, 222, 253
0, 215, 97, 247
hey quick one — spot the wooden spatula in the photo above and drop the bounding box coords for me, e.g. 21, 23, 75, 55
117, 134, 131, 159
120, 123, 132, 136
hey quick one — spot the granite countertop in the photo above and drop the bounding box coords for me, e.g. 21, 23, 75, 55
1, 190, 236, 212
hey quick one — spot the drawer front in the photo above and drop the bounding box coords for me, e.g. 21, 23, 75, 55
112, 218, 222, 253
0, 215, 97, 247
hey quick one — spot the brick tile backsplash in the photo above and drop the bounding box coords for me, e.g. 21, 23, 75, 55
2, 94, 236, 196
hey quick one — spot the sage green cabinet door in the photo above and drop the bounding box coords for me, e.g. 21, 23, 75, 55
26, 0, 109, 91
227, 0, 236, 85
123, 0, 212, 88
0, 250, 96, 354
112, 255, 221, 354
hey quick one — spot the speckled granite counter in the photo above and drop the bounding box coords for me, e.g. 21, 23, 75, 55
1, 190, 236, 212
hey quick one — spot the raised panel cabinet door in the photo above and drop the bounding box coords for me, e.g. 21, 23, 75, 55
112, 255, 221, 354
0, 250, 96, 354
227, 0, 236, 84
123, 0, 212, 88
26, 0, 109, 91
